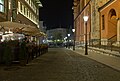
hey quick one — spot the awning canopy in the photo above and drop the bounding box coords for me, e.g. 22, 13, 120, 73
34, 32, 46, 37
0, 21, 45, 36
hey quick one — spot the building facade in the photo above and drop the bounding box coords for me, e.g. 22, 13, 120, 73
99, 0, 120, 46
73, 0, 120, 46
10, 0, 41, 28
0, 0, 42, 31
0, 0, 43, 41
47, 28, 67, 41
73, 0, 91, 44
0, 0, 7, 22
39, 21, 47, 44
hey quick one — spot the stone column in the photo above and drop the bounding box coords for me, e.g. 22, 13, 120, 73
117, 19, 120, 46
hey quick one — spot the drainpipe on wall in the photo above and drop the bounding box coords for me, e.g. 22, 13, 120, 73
6, 0, 9, 21
99, 9, 101, 45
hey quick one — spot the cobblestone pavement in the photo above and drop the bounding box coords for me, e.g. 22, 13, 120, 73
0, 48, 120, 81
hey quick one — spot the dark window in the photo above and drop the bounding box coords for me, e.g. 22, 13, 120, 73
102, 15, 105, 30
20, 3, 22, 12
27, 9, 28, 16
24, 6, 25, 14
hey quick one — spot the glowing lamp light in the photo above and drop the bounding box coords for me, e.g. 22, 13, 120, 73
72, 29, 75, 32
83, 16, 89, 22
67, 34, 70, 37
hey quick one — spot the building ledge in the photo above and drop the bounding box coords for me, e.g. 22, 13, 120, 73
98, 0, 114, 12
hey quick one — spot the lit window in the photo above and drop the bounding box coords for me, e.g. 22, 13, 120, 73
9, 0, 11, 10
0, 0, 4, 12
18, 1, 20, 11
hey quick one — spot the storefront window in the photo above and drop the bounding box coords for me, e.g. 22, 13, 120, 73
0, 0, 4, 12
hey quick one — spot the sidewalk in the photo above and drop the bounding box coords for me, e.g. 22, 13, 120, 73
71, 47, 120, 71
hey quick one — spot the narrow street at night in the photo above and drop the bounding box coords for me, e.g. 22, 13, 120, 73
1, 0, 120, 81
0, 48, 120, 81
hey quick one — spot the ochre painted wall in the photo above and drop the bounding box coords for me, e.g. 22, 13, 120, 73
100, 0, 120, 40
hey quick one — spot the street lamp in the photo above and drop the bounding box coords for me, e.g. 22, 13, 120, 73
83, 16, 89, 55
72, 29, 75, 50
67, 34, 70, 48
64, 37, 67, 48
68, 34, 70, 37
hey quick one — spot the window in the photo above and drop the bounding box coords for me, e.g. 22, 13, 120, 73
24, 6, 26, 14
24, 7, 27, 16
102, 15, 105, 30
37, 9, 39, 15
20, 3, 22, 12
22, 5, 24, 13
9, 0, 11, 10
29, 0, 31, 4
78, 4, 80, 13
0, 0, 4, 12
29, 12, 31, 18
17, 1, 38, 24
35, 7, 36, 13
29, 0, 30, 4
31, 14, 33, 20
31, 2, 33, 7
18, 1, 20, 11
30, 13, 32, 19
27, 9, 28, 17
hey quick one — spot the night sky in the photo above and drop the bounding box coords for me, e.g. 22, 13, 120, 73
39, 0, 73, 30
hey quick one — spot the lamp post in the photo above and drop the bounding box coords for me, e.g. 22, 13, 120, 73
83, 16, 89, 55
64, 37, 67, 48
67, 34, 70, 49
72, 29, 75, 50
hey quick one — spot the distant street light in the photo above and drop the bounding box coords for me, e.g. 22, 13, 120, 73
64, 37, 67, 48
72, 29, 75, 50
64, 37, 67, 40
67, 34, 70, 37
83, 16, 89, 55
67, 34, 70, 48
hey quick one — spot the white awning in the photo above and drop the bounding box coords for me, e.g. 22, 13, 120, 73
0, 21, 40, 36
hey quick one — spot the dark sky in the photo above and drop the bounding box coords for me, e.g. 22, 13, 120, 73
39, 0, 73, 30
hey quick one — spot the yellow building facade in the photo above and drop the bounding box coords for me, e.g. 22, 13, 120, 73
73, 0, 91, 44
0, 0, 43, 40
99, 0, 120, 46
73, 0, 120, 46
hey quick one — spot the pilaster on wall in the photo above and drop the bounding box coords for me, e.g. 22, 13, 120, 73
73, 0, 78, 19
91, 0, 100, 40
117, 19, 120, 42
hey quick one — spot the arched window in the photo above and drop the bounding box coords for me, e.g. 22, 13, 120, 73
109, 9, 116, 20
